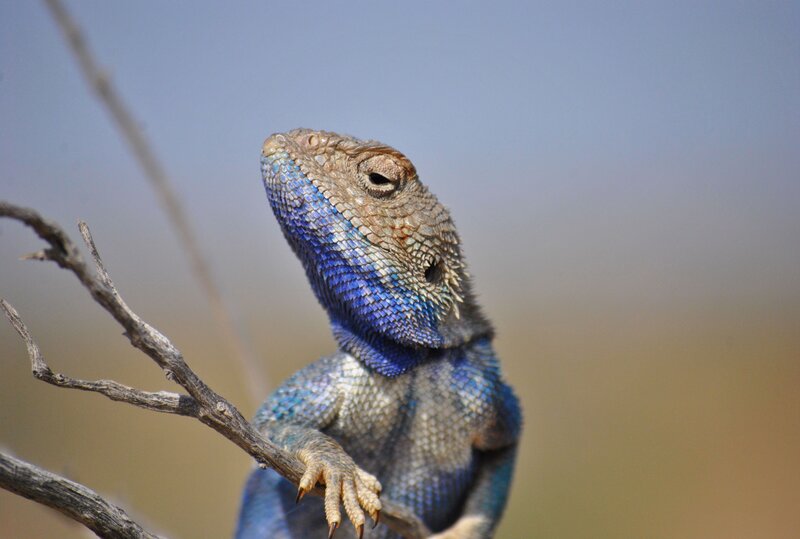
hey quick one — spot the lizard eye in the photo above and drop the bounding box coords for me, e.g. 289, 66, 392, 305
358, 155, 405, 198
368, 173, 392, 186
424, 257, 445, 285
361, 170, 401, 197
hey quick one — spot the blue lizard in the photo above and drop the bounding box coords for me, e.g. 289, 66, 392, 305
235, 129, 521, 539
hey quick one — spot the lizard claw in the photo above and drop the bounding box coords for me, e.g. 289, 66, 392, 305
371, 509, 380, 529
295, 443, 382, 536
327, 521, 339, 539
295, 486, 307, 505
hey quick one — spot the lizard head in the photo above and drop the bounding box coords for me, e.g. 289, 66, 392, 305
261, 129, 491, 375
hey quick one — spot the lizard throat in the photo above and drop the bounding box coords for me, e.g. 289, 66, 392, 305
330, 320, 431, 377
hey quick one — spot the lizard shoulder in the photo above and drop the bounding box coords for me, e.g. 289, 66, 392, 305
449, 340, 522, 448
253, 353, 349, 428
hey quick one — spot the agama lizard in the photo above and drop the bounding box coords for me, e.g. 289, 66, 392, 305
235, 129, 521, 539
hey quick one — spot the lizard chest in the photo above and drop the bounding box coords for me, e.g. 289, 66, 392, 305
328, 353, 497, 471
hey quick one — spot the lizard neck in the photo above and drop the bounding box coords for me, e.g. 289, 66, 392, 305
329, 302, 493, 377
330, 320, 429, 376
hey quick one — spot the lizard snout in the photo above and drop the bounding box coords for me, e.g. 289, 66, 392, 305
262, 133, 289, 157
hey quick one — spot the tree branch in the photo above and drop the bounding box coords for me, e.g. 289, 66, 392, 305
1, 300, 198, 417
0, 452, 162, 539
0, 201, 430, 539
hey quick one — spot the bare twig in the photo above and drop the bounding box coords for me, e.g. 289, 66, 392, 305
0, 201, 430, 539
41, 0, 267, 405
1, 300, 198, 416
0, 451, 162, 539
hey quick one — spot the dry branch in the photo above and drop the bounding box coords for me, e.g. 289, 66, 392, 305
0, 200, 430, 539
1, 300, 198, 417
0, 452, 162, 539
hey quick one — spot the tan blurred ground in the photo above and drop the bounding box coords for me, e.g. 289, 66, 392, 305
2, 287, 798, 538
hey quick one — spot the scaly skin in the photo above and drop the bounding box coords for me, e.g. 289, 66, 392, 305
235, 130, 521, 539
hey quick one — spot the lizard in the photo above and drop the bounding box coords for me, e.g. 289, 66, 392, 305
235, 129, 521, 539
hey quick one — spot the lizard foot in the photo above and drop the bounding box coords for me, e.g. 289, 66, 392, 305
295, 440, 382, 538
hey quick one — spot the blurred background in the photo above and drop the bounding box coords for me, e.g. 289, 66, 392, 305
1, 1, 799, 538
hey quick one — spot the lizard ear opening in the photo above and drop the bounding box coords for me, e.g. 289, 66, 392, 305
424, 257, 445, 285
